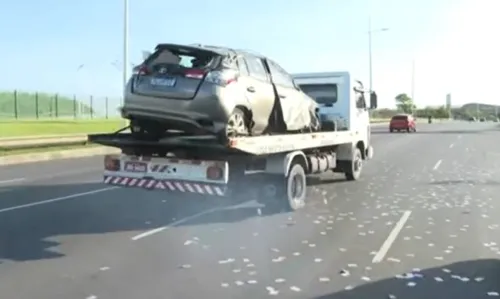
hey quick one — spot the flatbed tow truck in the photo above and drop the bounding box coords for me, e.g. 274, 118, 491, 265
88, 72, 377, 212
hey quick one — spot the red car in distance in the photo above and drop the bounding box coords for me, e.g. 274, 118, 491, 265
389, 114, 416, 133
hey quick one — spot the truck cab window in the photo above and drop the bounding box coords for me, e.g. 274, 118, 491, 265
299, 84, 338, 105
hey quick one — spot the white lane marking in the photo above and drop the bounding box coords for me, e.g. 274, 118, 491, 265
433, 160, 442, 170
0, 178, 25, 185
0, 187, 118, 213
131, 204, 240, 241
449, 143, 454, 149
372, 210, 412, 263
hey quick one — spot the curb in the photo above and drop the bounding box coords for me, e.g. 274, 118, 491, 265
0, 146, 120, 166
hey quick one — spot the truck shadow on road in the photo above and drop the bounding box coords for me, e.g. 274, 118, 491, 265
0, 181, 292, 262
313, 259, 500, 299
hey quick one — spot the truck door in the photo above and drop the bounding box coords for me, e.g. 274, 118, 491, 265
353, 81, 370, 144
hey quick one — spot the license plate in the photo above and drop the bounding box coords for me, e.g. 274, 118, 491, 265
150, 77, 176, 87
124, 161, 147, 173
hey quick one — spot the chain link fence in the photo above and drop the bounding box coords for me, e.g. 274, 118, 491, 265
0, 90, 122, 120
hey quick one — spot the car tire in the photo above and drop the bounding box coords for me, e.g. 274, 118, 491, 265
225, 108, 250, 138
390, 128, 394, 133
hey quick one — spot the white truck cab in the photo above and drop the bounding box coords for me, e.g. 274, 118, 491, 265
293, 71, 377, 157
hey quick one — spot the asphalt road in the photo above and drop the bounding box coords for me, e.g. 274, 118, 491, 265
1, 121, 500, 299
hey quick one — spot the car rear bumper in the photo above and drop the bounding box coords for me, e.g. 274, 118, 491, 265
389, 124, 412, 129
122, 106, 227, 135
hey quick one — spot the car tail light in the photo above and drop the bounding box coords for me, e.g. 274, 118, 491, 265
205, 70, 237, 87
184, 68, 206, 79
133, 65, 150, 76
206, 165, 223, 180
104, 155, 120, 171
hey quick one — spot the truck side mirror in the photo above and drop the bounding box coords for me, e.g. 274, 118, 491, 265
370, 91, 378, 109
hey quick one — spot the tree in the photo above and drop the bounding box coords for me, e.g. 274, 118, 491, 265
394, 93, 416, 114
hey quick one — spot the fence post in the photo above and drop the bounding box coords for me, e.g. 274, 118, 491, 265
105, 97, 109, 119
35, 92, 39, 119
49, 95, 53, 118
90, 95, 93, 119
55, 93, 59, 118
13, 90, 18, 119
73, 95, 77, 119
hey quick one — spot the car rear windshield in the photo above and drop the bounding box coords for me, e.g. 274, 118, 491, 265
299, 84, 338, 105
391, 115, 408, 121
145, 46, 219, 71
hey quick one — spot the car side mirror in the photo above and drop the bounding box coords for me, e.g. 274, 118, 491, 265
370, 91, 378, 109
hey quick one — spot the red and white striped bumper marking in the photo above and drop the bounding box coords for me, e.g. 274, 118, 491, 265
103, 176, 225, 196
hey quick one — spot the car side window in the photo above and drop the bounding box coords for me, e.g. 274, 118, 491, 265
236, 56, 250, 76
244, 55, 268, 81
268, 60, 295, 88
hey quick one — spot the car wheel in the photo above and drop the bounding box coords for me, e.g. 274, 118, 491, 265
225, 108, 250, 138
390, 128, 394, 133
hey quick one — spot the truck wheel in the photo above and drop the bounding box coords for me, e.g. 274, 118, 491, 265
345, 148, 363, 181
258, 163, 307, 213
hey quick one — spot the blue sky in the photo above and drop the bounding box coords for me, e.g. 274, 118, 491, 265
0, 0, 498, 111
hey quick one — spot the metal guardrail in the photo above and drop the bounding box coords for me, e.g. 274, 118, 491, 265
0, 135, 88, 150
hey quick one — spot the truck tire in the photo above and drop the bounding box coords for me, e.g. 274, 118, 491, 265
258, 162, 307, 213
345, 148, 363, 181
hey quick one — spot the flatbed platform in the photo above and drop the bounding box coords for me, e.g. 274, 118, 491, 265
88, 129, 356, 156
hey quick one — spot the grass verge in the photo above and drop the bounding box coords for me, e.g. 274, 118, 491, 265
0, 143, 100, 157
0, 119, 125, 138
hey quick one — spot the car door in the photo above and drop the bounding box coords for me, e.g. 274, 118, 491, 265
267, 60, 311, 131
241, 54, 275, 134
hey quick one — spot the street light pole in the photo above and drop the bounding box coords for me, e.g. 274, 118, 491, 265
368, 17, 373, 93
411, 60, 415, 101
123, 0, 129, 107
411, 59, 415, 114
367, 18, 388, 93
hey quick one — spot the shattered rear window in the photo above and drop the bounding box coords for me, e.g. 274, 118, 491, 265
147, 48, 217, 69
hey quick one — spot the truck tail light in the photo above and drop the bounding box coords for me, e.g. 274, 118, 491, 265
104, 155, 120, 171
206, 165, 223, 180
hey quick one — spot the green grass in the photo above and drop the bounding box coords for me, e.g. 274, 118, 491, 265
0, 119, 125, 138
0, 91, 93, 119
